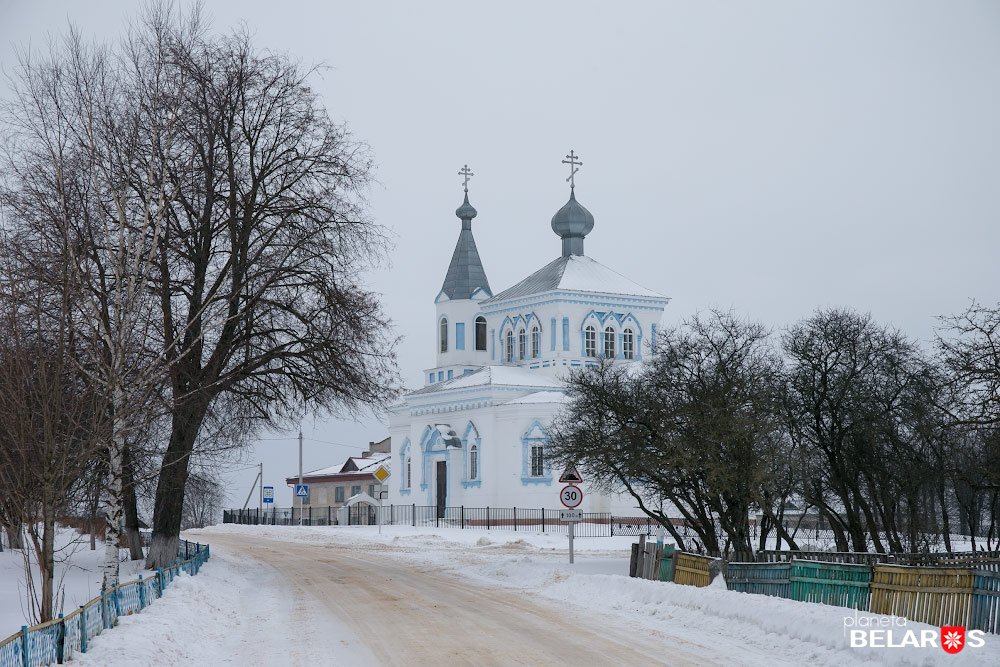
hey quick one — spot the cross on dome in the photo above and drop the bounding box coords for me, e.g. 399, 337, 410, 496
561, 150, 582, 189
458, 164, 474, 192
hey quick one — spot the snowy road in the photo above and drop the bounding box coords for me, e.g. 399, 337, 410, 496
206, 532, 720, 665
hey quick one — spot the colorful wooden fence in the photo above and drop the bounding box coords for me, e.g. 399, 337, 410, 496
789, 559, 871, 610
869, 564, 973, 628
971, 570, 1000, 634
725, 562, 790, 598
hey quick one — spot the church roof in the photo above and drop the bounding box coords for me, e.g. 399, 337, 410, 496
483, 254, 665, 304
408, 365, 563, 397
439, 192, 492, 300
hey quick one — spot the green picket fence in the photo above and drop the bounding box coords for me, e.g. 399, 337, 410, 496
789, 559, 871, 610
0, 539, 210, 667
725, 562, 791, 598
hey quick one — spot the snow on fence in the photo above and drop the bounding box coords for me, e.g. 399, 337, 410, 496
223, 505, 662, 538
0, 538, 210, 667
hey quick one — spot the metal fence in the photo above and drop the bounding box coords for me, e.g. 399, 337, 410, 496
223, 505, 667, 538
0, 538, 211, 667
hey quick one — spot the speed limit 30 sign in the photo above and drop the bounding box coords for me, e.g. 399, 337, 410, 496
560, 485, 583, 508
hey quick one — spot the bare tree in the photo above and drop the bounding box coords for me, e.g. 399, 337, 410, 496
939, 301, 1000, 427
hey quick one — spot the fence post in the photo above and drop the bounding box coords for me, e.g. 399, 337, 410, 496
138, 574, 146, 609
100, 592, 107, 629
514, 507, 517, 531
412, 503, 416, 527
487, 507, 491, 530
308, 506, 312, 524
79, 607, 87, 653
328, 506, 332, 525
436, 509, 439, 528
542, 508, 546, 533
185, 541, 189, 559
157, 568, 164, 597
57, 613, 65, 664
461, 506, 465, 529
21, 626, 28, 667
610, 517, 614, 537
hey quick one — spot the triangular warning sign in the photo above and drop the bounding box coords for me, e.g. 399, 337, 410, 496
559, 466, 584, 484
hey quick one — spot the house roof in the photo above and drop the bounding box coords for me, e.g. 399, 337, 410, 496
482, 254, 665, 304
407, 365, 564, 397
290, 453, 390, 483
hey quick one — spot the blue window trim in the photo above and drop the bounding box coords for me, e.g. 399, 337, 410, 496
447, 370, 454, 380
456, 322, 466, 351
520, 421, 553, 486
562, 317, 570, 351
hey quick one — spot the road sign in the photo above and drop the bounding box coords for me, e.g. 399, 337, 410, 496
295, 484, 309, 497
559, 466, 584, 484
263, 486, 274, 503
560, 485, 583, 508
559, 510, 582, 522
373, 465, 391, 483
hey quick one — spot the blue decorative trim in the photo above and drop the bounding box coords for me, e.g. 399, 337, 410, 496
562, 317, 570, 351
456, 322, 466, 351
520, 476, 553, 486
550, 318, 557, 351
462, 480, 482, 489
400, 489, 411, 496
521, 420, 553, 486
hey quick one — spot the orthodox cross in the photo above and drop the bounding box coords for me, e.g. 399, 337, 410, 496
458, 164, 474, 192
562, 150, 582, 189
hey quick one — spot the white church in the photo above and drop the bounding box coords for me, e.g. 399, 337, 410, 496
387, 154, 669, 514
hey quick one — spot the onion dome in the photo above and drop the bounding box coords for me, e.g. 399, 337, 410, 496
551, 189, 595, 257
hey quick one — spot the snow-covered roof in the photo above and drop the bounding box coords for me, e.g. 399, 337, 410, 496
503, 390, 569, 405
301, 453, 389, 479
408, 365, 563, 397
483, 254, 666, 304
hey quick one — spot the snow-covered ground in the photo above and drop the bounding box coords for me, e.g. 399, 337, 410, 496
5, 524, 998, 664
0, 528, 146, 633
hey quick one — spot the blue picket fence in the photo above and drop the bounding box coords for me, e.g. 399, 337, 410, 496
0, 538, 210, 667
972, 569, 1000, 634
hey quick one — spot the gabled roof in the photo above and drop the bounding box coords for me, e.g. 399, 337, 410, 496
407, 365, 564, 397
482, 254, 665, 304
295, 453, 390, 481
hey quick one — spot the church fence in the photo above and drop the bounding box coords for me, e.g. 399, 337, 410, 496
223, 505, 669, 538
0, 538, 211, 667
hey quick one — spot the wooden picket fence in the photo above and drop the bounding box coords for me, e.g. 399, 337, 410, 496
725, 562, 790, 598
629, 537, 718, 587
869, 564, 973, 627
972, 570, 1000, 634
790, 559, 872, 610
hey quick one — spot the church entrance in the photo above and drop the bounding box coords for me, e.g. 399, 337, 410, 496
436, 460, 447, 518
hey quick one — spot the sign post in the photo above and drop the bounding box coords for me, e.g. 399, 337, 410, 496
373, 466, 390, 535
559, 482, 584, 564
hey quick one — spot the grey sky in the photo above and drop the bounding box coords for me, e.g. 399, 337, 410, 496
3, 1, 999, 507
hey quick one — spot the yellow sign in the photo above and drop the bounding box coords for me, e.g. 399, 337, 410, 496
373, 465, 390, 483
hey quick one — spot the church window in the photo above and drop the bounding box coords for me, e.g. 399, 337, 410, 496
518, 328, 527, 359
623, 328, 635, 360
531, 326, 540, 358
475, 316, 487, 351
530, 444, 544, 477
470, 444, 478, 480
405, 457, 411, 488
505, 330, 514, 363
440, 318, 448, 352
584, 326, 597, 357
603, 326, 616, 358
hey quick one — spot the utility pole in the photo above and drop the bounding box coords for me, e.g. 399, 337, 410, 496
298, 429, 303, 526
258, 462, 263, 514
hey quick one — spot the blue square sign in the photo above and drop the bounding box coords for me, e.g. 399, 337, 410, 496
295, 484, 309, 497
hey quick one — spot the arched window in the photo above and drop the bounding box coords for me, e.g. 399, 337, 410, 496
530, 443, 544, 477
505, 330, 514, 363
603, 326, 616, 358
469, 444, 478, 480
623, 328, 635, 360
518, 328, 527, 359
405, 457, 411, 488
530, 326, 540, 358
475, 316, 487, 351
440, 317, 448, 353
584, 325, 597, 357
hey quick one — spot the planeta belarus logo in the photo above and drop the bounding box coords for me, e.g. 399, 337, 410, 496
940, 627, 965, 654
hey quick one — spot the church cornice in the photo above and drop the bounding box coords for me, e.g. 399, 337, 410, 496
481, 291, 669, 316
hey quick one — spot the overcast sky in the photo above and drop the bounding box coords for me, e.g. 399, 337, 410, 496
3, 1, 999, 507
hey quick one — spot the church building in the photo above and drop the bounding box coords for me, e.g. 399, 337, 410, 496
387, 154, 669, 514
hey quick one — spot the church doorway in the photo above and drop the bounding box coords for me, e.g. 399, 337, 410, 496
436, 460, 447, 518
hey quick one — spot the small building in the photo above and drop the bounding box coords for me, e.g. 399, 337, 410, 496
285, 438, 390, 524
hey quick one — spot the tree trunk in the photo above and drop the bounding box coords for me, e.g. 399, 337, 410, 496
5, 523, 24, 550
147, 397, 210, 568
102, 399, 127, 592
40, 511, 55, 623
122, 443, 144, 561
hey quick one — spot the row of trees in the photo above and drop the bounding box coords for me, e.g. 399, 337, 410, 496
549, 306, 1000, 558
0, 4, 398, 622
